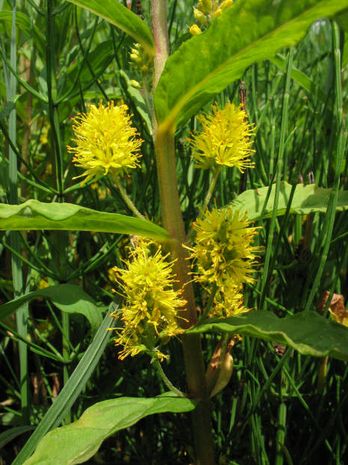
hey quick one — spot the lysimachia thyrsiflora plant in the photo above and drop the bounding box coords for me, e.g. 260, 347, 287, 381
67, 94, 259, 451
68, 98, 258, 366
3, 1, 348, 465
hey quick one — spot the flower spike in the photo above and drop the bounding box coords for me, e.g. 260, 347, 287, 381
190, 103, 255, 171
112, 240, 186, 360
68, 101, 142, 184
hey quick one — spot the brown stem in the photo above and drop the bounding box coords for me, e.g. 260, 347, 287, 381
151, 2, 216, 464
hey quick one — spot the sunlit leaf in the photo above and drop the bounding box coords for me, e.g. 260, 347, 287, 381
12, 310, 114, 465
67, 0, 154, 55
23, 395, 195, 465
231, 182, 348, 220
0, 200, 169, 241
155, 0, 348, 130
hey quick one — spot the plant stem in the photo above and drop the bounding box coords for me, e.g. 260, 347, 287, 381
114, 178, 145, 219
202, 167, 221, 211
47, 0, 64, 199
151, 2, 215, 464
153, 358, 185, 397
7, 2, 29, 422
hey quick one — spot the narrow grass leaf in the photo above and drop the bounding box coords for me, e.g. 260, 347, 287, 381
0, 426, 34, 450
12, 310, 114, 465
0, 11, 45, 46
0, 200, 169, 241
271, 54, 318, 97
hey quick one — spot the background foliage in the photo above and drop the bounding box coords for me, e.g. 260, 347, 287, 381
1, 1, 348, 464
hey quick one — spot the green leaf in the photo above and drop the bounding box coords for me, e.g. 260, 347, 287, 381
270, 54, 316, 96
0, 426, 34, 450
13, 310, 114, 465
0, 11, 45, 45
66, 0, 154, 55
0, 284, 102, 331
188, 311, 348, 361
155, 0, 348, 130
22, 395, 195, 465
58, 40, 114, 103
119, 70, 153, 135
335, 9, 348, 31
231, 182, 348, 221
0, 200, 169, 241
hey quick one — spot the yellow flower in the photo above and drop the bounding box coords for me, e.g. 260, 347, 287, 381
190, 103, 255, 171
198, 0, 212, 14
68, 102, 142, 183
193, 8, 207, 24
192, 0, 233, 32
220, 0, 233, 11
112, 240, 186, 360
190, 207, 259, 289
212, 282, 249, 318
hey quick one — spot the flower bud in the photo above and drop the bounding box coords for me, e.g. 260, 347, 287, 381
199, 0, 212, 14
130, 52, 141, 64
193, 8, 207, 24
129, 80, 141, 88
220, 0, 233, 10
212, 7, 222, 18
189, 24, 202, 36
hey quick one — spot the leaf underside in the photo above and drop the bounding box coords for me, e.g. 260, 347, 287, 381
66, 0, 154, 55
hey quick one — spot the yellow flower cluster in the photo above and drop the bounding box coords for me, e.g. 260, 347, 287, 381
112, 240, 186, 360
189, 0, 233, 35
212, 283, 249, 319
190, 207, 259, 317
190, 103, 255, 171
68, 102, 142, 184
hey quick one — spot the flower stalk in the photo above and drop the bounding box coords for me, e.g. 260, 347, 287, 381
151, 2, 216, 464
114, 178, 145, 219
202, 166, 221, 211
153, 358, 185, 397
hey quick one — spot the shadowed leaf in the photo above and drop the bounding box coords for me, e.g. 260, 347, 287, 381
189, 311, 348, 361
0, 284, 103, 331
